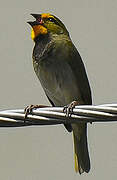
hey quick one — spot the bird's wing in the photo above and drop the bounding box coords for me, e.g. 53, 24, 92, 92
67, 41, 92, 105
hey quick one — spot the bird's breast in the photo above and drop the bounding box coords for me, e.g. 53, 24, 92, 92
33, 57, 82, 106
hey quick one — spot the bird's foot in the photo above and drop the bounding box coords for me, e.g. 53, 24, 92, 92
63, 100, 79, 117
24, 104, 49, 119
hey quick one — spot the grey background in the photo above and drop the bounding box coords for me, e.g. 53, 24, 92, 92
0, 0, 117, 179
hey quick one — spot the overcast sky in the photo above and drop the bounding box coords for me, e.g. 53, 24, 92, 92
0, 1, 117, 179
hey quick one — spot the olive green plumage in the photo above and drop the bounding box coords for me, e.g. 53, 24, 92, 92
28, 13, 92, 174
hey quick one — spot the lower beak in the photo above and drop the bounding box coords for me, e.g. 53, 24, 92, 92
27, 21, 40, 27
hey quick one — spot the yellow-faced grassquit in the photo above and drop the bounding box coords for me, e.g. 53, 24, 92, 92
27, 13, 92, 174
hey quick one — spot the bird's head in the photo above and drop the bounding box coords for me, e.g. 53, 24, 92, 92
27, 13, 69, 41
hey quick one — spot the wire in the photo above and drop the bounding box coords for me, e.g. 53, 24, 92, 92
0, 103, 117, 127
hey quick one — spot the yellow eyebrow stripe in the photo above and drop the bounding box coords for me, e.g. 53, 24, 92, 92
41, 13, 54, 19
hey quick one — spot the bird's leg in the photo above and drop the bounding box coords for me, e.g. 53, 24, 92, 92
24, 104, 49, 119
63, 100, 79, 117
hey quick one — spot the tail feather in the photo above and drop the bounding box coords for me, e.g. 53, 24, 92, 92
72, 123, 90, 174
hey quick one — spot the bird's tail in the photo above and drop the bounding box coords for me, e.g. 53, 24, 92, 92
72, 123, 90, 174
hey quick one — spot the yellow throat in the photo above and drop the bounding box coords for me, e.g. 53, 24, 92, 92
31, 25, 47, 40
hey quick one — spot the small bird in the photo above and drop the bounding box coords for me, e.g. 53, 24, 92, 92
27, 13, 92, 174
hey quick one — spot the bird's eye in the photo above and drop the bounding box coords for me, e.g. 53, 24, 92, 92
48, 17, 56, 23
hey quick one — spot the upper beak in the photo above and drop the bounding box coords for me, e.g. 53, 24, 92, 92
30, 14, 41, 20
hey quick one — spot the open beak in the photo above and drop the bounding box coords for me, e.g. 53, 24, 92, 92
27, 14, 43, 27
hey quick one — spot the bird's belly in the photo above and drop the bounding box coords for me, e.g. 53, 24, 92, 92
34, 59, 83, 106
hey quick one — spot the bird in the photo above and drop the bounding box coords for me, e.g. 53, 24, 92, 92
27, 13, 92, 174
